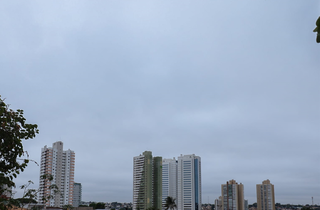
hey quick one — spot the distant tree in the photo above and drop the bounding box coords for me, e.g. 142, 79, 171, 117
95, 202, 105, 209
146, 207, 159, 210
89, 202, 105, 209
89, 202, 97, 209
302, 206, 312, 210
0, 96, 39, 210
314, 16, 320, 43
63, 204, 74, 210
164, 196, 177, 210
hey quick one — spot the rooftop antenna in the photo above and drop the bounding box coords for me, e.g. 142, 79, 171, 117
312, 197, 314, 205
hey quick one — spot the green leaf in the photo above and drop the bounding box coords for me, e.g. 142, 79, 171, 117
313, 26, 318, 33
316, 16, 320, 27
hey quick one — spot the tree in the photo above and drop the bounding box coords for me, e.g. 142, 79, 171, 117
89, 202, 97, 209
19, 174, 60, 208
302, 205, 312, 210
89, 202, 106, 209
314, 16, 320, 43
63, 204, 74, 210
164, 196, 177, 210
95, 203, 106, 209
0, 96, 39, 210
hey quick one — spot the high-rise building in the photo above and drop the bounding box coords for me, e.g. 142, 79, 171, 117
177, 154, 201, 210
153, 157, 163, 210
256, 180, 275, 210
39, 141, 75, 207
221, 180, 244, 210
73, 183, 82, 207
162, 158, 178, 207
133, 151, 162, 210
215, 196, 223, 210
244, 200, 248, 210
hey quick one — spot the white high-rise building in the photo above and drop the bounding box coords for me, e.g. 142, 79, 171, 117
73, 183, 82, 207
162, 158, 178, 206
39, 141, 75, 207
177, 154, 201, 210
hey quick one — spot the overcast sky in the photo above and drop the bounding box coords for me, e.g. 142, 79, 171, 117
1, 0, 319, 206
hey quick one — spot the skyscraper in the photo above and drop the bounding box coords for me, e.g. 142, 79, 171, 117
39, 141, 75, 207
72, 183, 82, 207
133, 151, 162, 210
153, 157, 163, 210
215, 196, 222, 210
177, 154, 201, 210
162, 158, 178, 207
256, 180, 275, 210
221, 180, 244, 210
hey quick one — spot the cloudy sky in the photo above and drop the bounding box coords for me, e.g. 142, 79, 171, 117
1, 0, 319, 206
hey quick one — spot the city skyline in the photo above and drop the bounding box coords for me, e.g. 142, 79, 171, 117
12, 140, 320, 205
1, 0, 319, 206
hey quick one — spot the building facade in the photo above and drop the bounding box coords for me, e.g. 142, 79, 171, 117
73, 183, 82, 207
39, 141, 75, 207
177, 154, 201, 210
153, 157, 163, 210
221, 180, 244, 210
133, 151, 162, 210
256, 180, 275, 210
162, 158, 178, 207
215, 196, 222, 210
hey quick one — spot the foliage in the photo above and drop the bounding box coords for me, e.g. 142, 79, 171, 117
89, 202, 106, 209
0, 96, 39, 210
146, 207, 159, 210
314, 16, 320, 43
63, 204, 74, 210
164, 196, 177, 210
302, 205, 312, 210
16, 174, 60, 209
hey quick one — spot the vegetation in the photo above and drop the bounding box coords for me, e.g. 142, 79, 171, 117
314, 16, 320, 43
89, 202, 106, 209
164, 196, 177, 210
0, 96, 39, 210
63, 204, 74, 210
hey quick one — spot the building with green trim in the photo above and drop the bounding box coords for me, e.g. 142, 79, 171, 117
133, 151, 162, 210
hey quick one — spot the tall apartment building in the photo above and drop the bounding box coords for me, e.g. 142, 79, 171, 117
256, 180, 275, 210
221, 180, 244, 210
153, 157, 163, 210
162, 158, 178, 207
73, 183, 82, 207
177, 154, 201, 210
39, 141, 75, 207
215, 196, 223, 210
133, 151, 162, 210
